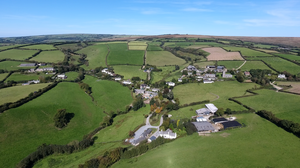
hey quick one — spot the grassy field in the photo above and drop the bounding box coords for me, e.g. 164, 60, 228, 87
240, 61, 275, 72
256, 49, 279, 53
21, 44, 57, 50
146, 51, 185, 66
0, 73, 8, 81
65, 71, 79, 81
169, 104, 209, 120
217, 61, 244, 69
33, 105, 150, 168
83, 76, 133, 112
107, 43, 144, 65
0, 44, 23, 51
173, 81, 258, 111
223, 46, 272, 57
236, 89, 300, 123
77, 44, 108, 69
0, 49, 38, 60
164, 42, 226, 48
56, 43, 87, 51
193, 61, 215, 68
0, 61, 37, 71
128, 46, 147, 50
5, 72, 53, 82
0, 77, 133, 167
258, 57, 300, 74
0, 83, 50, 105
254, 44, 279, 48
147, 45, 163, 51
113, 113, 300, 168
128, 42, 147, 46
113, 65, 147, 80
30, 50, 65, 63
275, 53, 300, 62
151, 66, 176, 83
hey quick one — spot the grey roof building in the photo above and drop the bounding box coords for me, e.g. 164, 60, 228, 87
19, 63, 36, 67
195, 108, 211, 115
192, 122, 216, 132
135, 89, 145, 95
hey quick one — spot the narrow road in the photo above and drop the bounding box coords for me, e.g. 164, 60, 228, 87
236, 60, 247, 70
270, 81, 282, 91
210, 93, 219, 102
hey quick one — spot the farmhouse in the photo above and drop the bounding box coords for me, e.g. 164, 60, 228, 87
205, 74, 216, 78
114, 77, 121, 81
166, 82, 175, 86
135, 89, 145, 95
57, 74, 67, 79
221, 121, 242, 129
122, 80, 132, 85
192, 122, 216, 132
222, 71, 233, 78
278, 74, 286, 79
203, 80, 214, 84
131, 128, 152, 146
216, 66, 225, 72
158, 129, 177, 139
36, 67, 55, 72
187, 65, 197, 71
140, 84, 148, 90
19, 63, 36, 67
244, 71, 250, 76
144, 91, 158, 99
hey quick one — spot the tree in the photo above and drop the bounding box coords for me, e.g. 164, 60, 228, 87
150, 98, 155, 105
53, 109, 68, 128
298, 52, 300, 56
215, 108, 224, 116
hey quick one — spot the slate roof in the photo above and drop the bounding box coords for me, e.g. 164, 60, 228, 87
192, 122, 215, 132
141, 128, 152, 137
149, 136, 156, 141
212, 117, 228, 123
222, 121, 242, 129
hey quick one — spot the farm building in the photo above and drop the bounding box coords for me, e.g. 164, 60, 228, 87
178, 78, 182, 82
196, 116, 207, 122
166, 82, 175, 86
187, 65, 197, 71
205, 74, 216, 78
212, 117, 228, 124
158, 129, 177, 139
151, 88, 160, 92
135, 89, 145, 95
222, 71, 233, 78
57, 74, 67, 79
132, 137, 146, 146
114, 77, 121, 81
122, 80, 132, 85
221, 121, 242, 129
216, 66, 225, 72
192, 122, 216, 132
203, 80, 214, 84
19, 63, 36, 67
195, 108, 211, 116
144, 91, 158, 99
205, 103, 218, 113
206, 65, 216, 69
140, 84, 148, 90
244, 71, 250, 76
278, 74, 286, 79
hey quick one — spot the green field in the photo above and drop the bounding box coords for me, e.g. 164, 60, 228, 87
164, 42, 226, 48
77, 44, 108, 69
240, 61, 275, 72
5, 72, 53, 82
237, 89, 300, 123
0, 44, 23, 51
223, 46, 272, 57
128, 42, 147, 46
0, 49, 38, 60
33, 105, 150, 168
193, 61, 215, 68
146, 51, 185, 66
128, 46, 147, 50
30, 50, 65, 63
169, 104, 209, 120
107, 43, 144, 65
151, 66, 176, 83
256, 48, 279, 53
0, 83, 50, 105
83, 76, 133, 112
275, 53, 300, 62
65, 71, 79, 81
254, 44, 279, 49
21, 44, 57, 50
258, 57, 300, 74
113, 65, 147, 80
0, 73, 8, 81
217, 61, 244, 69
113, 113, 300, 168
173, 81, 258, 110
0, 77, 133, 167
0, 61, 37, 71
147, 45, 163, 51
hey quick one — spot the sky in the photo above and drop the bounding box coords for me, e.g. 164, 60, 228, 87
0, 0, 300, 37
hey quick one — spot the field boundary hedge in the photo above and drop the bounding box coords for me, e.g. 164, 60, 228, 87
260, 60, 280, 73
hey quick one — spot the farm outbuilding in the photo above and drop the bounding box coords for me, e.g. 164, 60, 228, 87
205, 103, 218, 113
192, 122, 216, 132
221, 121, 242, 129
212, 117, 228, 124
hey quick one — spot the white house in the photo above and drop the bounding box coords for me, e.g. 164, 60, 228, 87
166, 82, 175, 86
178, 78, 182, 82
203, 80, 214, 84
57, 74, 67, 79
159, 129, 177, 139
222, 71, 232, 78
122, 80, 132, 85
115, 77, 121, 81
278, 74, 286, 79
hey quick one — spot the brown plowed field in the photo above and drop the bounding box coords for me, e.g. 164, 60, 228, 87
277, 82, 300, 94
203, 47, 244, 61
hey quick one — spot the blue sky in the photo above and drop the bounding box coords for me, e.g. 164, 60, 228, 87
1, 0, 300, 37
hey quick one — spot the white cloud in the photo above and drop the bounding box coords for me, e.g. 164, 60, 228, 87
182, 8, 212, 12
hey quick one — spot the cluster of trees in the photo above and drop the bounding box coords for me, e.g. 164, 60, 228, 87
257, 110, 300, 137
131, 76, 141, 82
54, 63, 79, 74
250, 69, 272, 85
132, 95, 145, 111
53, 109, 73, 128
236, 71, 245, 83
280, 71, 300, 81
79, 82, 92, 94
0, 82, 60, 113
